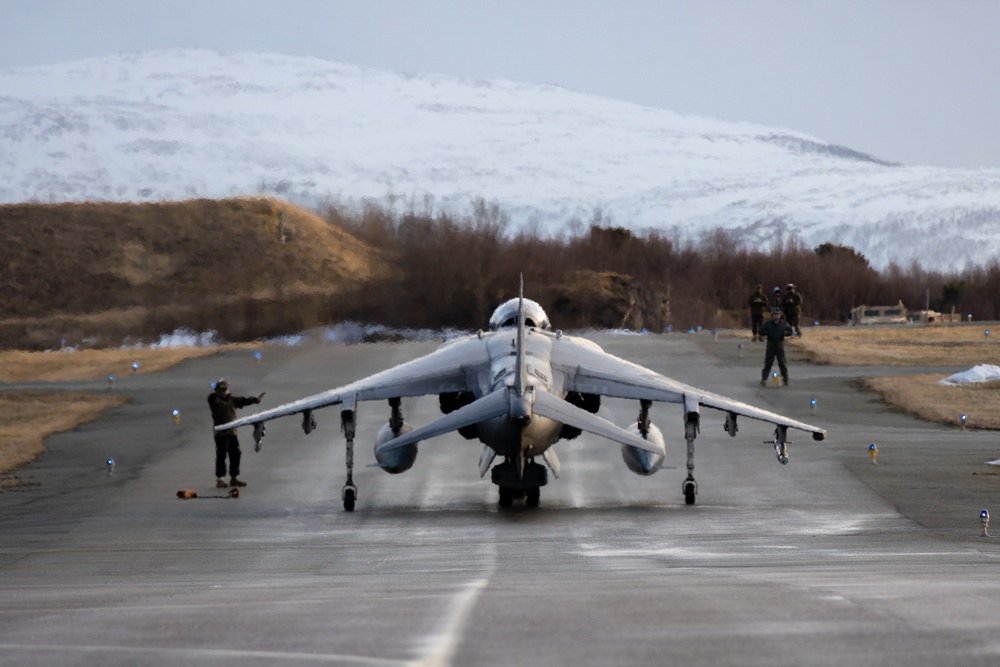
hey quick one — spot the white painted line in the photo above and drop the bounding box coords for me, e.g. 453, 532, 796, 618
414, 543, 495, 667
0, 643, 401, 665
414, 578, 488, 667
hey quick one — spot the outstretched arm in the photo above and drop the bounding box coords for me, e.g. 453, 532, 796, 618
233, 394, 263, 409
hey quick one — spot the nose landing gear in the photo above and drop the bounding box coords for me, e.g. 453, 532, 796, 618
493, 458, 547, 508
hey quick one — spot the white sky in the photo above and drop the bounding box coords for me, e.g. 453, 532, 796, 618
2, 0, 998, 169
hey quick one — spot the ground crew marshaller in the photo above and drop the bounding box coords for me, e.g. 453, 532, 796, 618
759, 307, 794, 386
748, 284, 769, 341
782, 283, 804, 335
208, 379, 265, 488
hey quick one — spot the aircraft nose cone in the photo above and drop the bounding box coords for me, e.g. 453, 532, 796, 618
510, 394, 532, 422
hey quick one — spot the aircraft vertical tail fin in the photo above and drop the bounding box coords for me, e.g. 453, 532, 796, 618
515, 274, 527, 398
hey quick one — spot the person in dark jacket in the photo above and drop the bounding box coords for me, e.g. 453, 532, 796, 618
208, 379, 264, 488
748, 284, 770, 341
781, 283, 803, 335
771, 286, 782, 310
759, 308, 794, 386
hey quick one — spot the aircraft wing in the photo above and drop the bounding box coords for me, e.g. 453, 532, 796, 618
551, 334, 826, 438
375, 386, 667, 457
215, 334, 490, 431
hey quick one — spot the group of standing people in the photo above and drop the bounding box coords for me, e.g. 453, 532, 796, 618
748, 283, 804, 387
748, 283, 803, 340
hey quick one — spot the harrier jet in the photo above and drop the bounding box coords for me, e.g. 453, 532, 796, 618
218, 282, 826, 510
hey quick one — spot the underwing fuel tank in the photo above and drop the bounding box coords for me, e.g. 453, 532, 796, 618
374, 421, 418, 474
621, 422, 665, 475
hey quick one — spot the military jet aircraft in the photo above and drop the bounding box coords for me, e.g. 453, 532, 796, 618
218, 281, 826, 510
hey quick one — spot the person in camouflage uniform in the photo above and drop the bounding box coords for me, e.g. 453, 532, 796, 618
759, 308, 794, 386
781, 283, 803, 335
748, 284, 770, 341
208, 379, 264, 488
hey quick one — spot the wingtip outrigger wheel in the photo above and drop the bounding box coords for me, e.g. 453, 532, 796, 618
683, 406, 700, 505
253, 422, 266, 453
341, 407, 358, 511
772, 425, 789, 465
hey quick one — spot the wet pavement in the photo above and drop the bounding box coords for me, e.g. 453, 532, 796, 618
1, 333, 999, 666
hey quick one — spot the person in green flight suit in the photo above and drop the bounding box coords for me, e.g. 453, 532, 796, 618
781, 283, 803, 336
208, 379, 265, 488
748, 284, 770, 341
759, 308, 794, 386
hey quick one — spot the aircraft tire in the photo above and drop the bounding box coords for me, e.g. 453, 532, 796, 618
526, 487, 540, 507
343, 488, 356, 511
498, 487, 513, 508
683, 483, 696, 506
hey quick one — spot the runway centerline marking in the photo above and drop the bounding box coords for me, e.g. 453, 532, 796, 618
414, 578, 489, 667
413, 543, 495, 667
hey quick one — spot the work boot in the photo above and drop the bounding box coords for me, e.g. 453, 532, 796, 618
230, 477, 247, 488
782, 377, 789, 386
216, 478, 228, 488
759, 378, 767, 387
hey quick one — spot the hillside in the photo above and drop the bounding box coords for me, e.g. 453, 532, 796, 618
3, 49, 1000, 271
0, 198, 389, 348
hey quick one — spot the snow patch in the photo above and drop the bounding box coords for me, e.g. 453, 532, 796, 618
938, 364, 1000, 386
3, 49, 1000, 271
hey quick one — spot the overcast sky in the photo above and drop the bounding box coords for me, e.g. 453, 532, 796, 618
2, 0, 998, 169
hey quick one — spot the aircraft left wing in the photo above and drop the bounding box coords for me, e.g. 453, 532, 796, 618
551, 334, 825, 438
215, 334, 490, 431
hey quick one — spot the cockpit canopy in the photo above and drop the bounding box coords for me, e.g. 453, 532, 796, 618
488, 298, 551, 331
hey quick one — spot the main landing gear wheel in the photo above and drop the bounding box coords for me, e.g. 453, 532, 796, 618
683, 477, 698, 506
526, 487, 540, 507
498, 486, 513, 508
343, 487, 356, 511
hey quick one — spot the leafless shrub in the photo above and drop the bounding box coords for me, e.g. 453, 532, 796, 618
4, 197, 1000, 348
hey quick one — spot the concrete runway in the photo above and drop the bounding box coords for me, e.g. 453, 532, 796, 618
2, 332, 1000, 666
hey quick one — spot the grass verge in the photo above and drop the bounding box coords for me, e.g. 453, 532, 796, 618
0, 346, 235, 383
794, 325, 1000, 431
732, 324, 1000, 430
0, 392, 127, 479
858, 375, 1000, 431
0, 346, 237, 480
789, 324, 1000, 366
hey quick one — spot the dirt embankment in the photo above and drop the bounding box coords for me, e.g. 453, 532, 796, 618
0, 197, 390, 349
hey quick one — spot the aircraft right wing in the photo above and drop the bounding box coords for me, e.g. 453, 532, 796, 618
215, 333, 491, 431
551, 333, 826, 438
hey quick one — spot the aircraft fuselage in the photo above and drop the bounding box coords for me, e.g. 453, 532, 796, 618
476, 330, 563, 459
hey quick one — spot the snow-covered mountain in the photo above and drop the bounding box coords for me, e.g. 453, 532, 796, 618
2, 49, 999, 272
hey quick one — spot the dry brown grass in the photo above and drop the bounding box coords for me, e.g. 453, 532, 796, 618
0, 345, 239, 383
789, 324, 1000, 366
0, 392, 127, 477
859, 375, 1000, 430
723, 324, 1000, 429
0, 345, 239, 478
785, 325, 1000, 430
